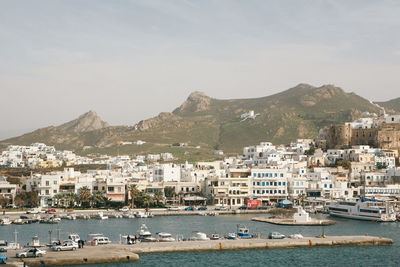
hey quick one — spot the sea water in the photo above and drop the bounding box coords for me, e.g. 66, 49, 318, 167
1, 214, 399, 266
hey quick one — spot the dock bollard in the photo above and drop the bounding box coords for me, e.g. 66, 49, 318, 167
219, 242, 222, 250
308, 240, 312, 246
365, 233, 368, 236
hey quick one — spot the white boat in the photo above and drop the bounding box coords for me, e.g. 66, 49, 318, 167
66, 213, 76, 220
190, 232, 209, 241
98, 211, 108, 220
134, 211, 148, 218
236, 225, 251, 239
123, 213, 135, 219
327, 198, 396, 222
13, 219, 24, 225
156, 232, 175, 242
138, 224, 157, 242
68, 233, 80, 243
289, 234, 304, 239
1, 216, 12, 226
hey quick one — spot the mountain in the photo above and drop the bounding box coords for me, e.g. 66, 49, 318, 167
0, 84, 383, 158
375, 98, 400, 114
57, 110, 109, 133
0, 110, 111, 151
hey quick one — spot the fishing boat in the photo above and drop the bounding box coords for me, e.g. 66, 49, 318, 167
66, 213, 76, 220
156, 232, 175, 242
190, 231, 209, 241
236, 224, 252, 239
226, 233, 238, 240
209, 233, 220, 240
1, 217, 11, 226
98, 211, 108, 220
134, 211, 148, 218
138, 224, 157, 242
327, 198, 396, 222
13, 219, 24, 225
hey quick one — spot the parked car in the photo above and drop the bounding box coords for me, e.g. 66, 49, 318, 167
168, 206, 180, 211
268, 232, 285, 239
92, 236, 111, 245
238, 206, 248, 210
215, 206, 228, 211
45, 209, 57, 214
119, 206, 130, 212
198, 206, 208, 210
185, 206, 194, 211
52, 240, 78, 251
16, 248, 46, 258
26, 208, 41, 214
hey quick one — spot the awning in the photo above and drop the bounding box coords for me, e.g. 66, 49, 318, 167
280, 200, 292, 205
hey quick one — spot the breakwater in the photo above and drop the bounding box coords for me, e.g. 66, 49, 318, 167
5, 236, 392, 266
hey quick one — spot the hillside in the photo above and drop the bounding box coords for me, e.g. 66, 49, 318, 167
375, 98, 400, 114
0, 84, 383, 159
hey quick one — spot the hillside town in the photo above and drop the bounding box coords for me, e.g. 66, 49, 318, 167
1, 115, 400, 210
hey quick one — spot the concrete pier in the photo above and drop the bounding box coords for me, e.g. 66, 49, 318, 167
122, 236, 391, 254
252, 217, 337, 226
6, 246, 139, 267
5, 236, 391, 266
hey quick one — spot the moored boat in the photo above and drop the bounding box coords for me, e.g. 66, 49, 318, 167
138, 224, 157, 242
156, 232, 175, 242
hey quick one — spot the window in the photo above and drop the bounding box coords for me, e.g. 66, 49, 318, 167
53, 189, 57, 193
262, 182, 265, 186
45, 189, 49, 195
283, 182, 286, 186
108, 187, 114, 192
94, 186, 98, 191
45, 181, 50, 186
278, 182, 281, 186
54, 181, 57, 185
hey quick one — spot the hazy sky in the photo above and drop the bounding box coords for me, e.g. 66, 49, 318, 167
1, 0, 399, 139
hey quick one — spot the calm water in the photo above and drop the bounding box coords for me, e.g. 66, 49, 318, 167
1, 214, 400, 266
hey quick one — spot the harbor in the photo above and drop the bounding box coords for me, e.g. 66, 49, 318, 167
1, 213, 399, 266
3, 235, 392, 266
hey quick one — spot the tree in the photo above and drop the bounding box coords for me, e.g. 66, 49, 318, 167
78, 186, 92, 208
304, 143, 315, 156
91, 191, 106, 207
0, 197, 9, 208
65, 192, 77, 208
127, 184, 139, 208
154, 191, 164, 206
54, 193, 65, 207
164, 187, 176, 198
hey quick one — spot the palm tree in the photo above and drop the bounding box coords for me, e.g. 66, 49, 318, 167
127, 184, 139, 208
54, 193, 65, 207
154, 191, 164, 206
78, 186, 91, 208
91, 191, 106, 208
65, 192, 77, 208
142, 194, 153, 209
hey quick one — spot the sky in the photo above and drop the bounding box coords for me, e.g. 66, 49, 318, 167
1, 0, 399, 139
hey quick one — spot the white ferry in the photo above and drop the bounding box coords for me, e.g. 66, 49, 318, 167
327, 198, 396, 222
